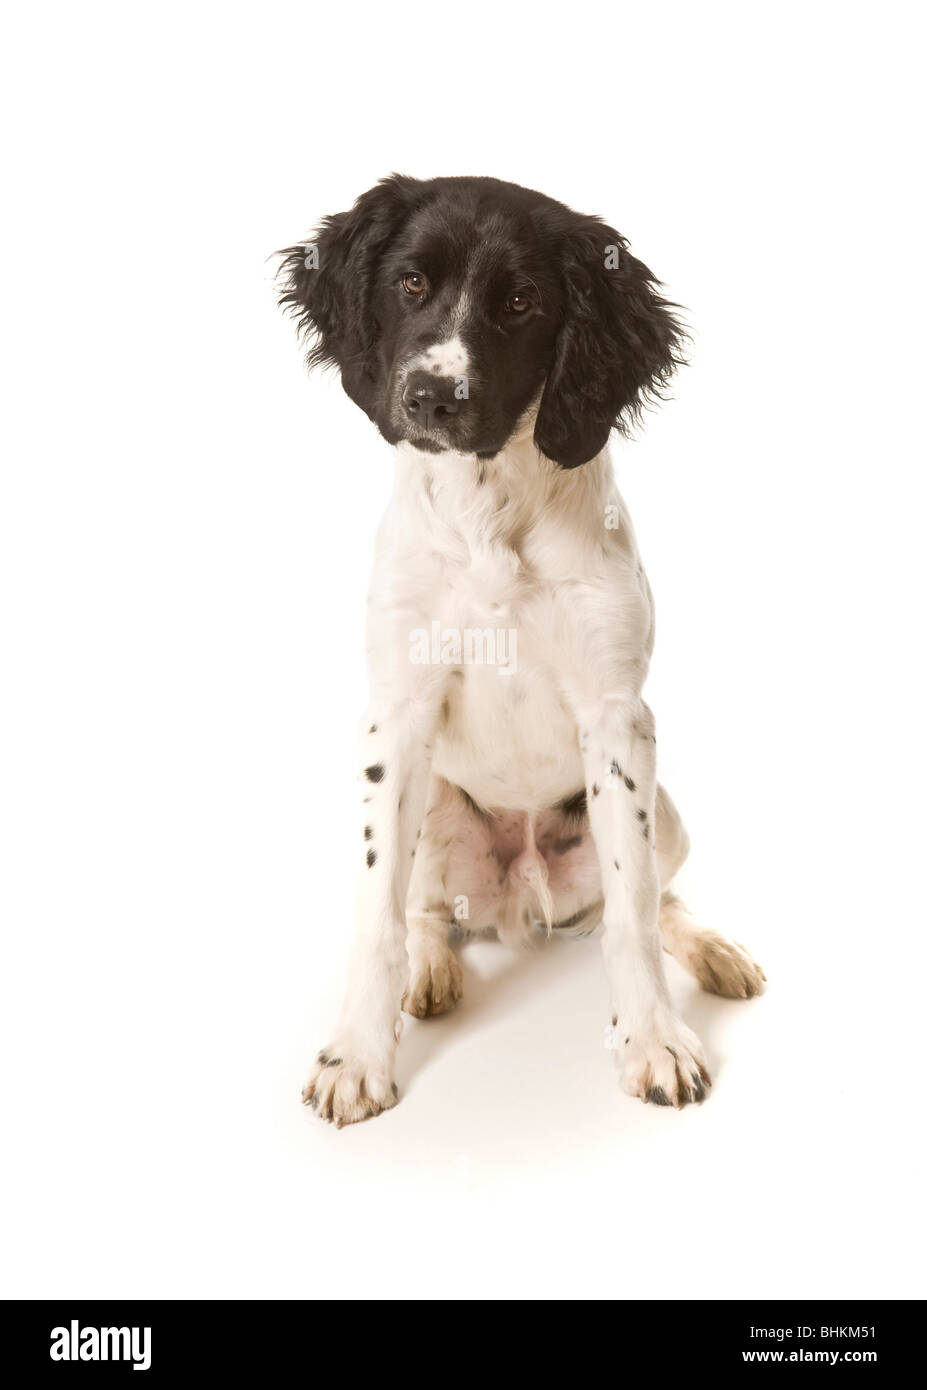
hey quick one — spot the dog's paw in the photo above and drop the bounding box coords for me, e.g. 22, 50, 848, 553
685, 931, 766, 999
403, 931, 463, 1018
301, 1049, 398, 1127
619, 1014, 711, 1108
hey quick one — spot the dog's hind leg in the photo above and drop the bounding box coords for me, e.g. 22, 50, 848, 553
655, 785, 766, 999
403, 776, 463, 1019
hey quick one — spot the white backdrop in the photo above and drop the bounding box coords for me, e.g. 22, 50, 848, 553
2, 1, 925, 1300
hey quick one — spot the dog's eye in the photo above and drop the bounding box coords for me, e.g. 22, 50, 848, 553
504, 293, 534, 314
401, 272, 428, 296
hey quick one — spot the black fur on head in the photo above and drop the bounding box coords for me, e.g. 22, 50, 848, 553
277, 175, 686, 468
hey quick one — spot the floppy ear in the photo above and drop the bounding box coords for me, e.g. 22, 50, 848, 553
276, 175, 418, 419
534, 220, 687, 469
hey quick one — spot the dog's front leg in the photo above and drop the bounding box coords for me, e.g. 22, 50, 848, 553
302, 670, 444, 1126
577, 694, 711, 1107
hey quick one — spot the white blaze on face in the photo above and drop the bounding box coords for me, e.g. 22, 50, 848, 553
416, 335, 469, 378
406, 289, 471, 380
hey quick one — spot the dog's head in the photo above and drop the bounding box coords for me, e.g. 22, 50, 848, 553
278, 175, 685, 468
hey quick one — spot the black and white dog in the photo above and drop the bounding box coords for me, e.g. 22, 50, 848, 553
278, 175, 764, 1125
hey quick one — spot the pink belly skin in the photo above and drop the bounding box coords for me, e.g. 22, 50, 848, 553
439, 793, 604, 945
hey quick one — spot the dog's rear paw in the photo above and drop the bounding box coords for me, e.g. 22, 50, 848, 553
619, 1015, 711, 1108
301, 1049, 398, 1126
687, 931, 766, 999
403, 930, 463, 1018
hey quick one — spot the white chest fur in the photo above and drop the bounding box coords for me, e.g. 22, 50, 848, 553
367, 434, 653, 813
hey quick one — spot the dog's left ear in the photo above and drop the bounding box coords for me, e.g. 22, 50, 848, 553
276, 175, 419, 420
534, 219, 687, 469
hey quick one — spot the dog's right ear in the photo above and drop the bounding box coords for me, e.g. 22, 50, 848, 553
276, 175, 418, 417
533, 218, 687, 469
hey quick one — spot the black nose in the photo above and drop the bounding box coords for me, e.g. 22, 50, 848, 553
401, 371, 462, 429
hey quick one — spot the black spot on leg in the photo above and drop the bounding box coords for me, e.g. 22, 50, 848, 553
642, 824, 649, 840
614, 859, 620, 871
557, 788, 587, 820
366, 848, 377, 868
363, 825, 373, 840
610, 760, 622, 780
611, 1015, 618, 1027
368, 723, 377, 734
317, 1051, 329, 1066
646, 1086, 671, 1106
365, 763, 385, 783
637, 808, 647, 822
624, 775, 636, 792
592, 783, 600, 798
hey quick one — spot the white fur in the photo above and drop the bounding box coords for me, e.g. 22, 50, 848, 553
409, 333, 469, 379
302, 423, 764, 1124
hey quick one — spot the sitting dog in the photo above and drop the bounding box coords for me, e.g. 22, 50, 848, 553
278, 175, 764, 1125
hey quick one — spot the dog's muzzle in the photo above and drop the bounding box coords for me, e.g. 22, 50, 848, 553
401, 371, 463, 432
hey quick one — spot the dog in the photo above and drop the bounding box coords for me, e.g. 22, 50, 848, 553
277, 175, 765, 1125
